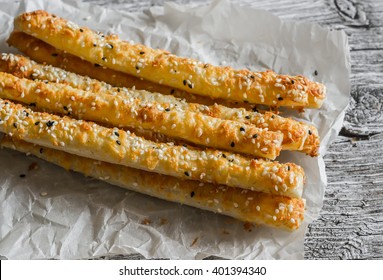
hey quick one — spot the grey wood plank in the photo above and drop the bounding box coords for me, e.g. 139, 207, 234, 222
82, 0, 383, 259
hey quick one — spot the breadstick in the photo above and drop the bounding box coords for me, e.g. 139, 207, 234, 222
0, 72, 283, 159
14, 10, 326, 108
7, 31, 251, 109
0, 53, 320, 156
1, 136, 305, 231
0, 98, 305, 198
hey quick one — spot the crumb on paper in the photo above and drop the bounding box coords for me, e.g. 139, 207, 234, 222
160, 218, 168, 225
222, 229, 230, 235
141, 218, 151, 225
243, 222, 254, 232
190, 237, 198, 247
40, 192, 48, 197
28, 162, 39, 171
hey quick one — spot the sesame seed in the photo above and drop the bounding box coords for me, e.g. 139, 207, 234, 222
273, 216, 277, 221
256, 205, 261, 211
290, 218, 296, 224
233, 203, 239, 208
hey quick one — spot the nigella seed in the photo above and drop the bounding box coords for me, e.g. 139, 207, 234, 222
165, 108, 170, 112
46, 120, 55, 127
184, 171, 190, 177
308, 130, 312, 135
240, 127, 245, 132
63, 106, 68, 111
114, 131, 120, 137
291, 80, 295, 84
250, 75, 255, 79
139, 51, 145, 55
252, 107, 259, 113
183, 80, 187, 86
116, 140, 121, 145
13, 123, 17, 128
51, 53, 58, 57
183, 144, 187, 148
80, 28, 84, 32
135, 65, 140, 70
288, 166, 291, 171
39, 148, 43, 154
190, 191, 195, 198
94, 63, 101, 67
245, 116, 251, 120
170, 89, 175, 94
230, 142, 235, 147
93, 43, 97, 47
278, 97, 284, 101
117, 88, 120, 92
314, 70, 318, 76
253, 134, 258, 139
102, 57, 107, 61
19, 174, 26, 178
188, 84, 193, 89
222, 154, 227, 158
34, 121, 40, 125
271, 115, 275, 119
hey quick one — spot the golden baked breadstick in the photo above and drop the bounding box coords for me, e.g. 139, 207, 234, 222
1, 136, 305, 231
13, 10, 326, 108
0, 72, 283, 159
7, 31, 250, 109
0, 53, 320, 156
0, 98, 305, 198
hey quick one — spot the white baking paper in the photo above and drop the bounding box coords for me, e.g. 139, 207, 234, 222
0, 0, 350, 259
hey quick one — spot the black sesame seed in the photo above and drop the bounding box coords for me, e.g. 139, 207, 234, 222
188, 83, 193, 89
51, 53, 58, 57
93, 43, 97, 47
230, 142, 235, 147
165, 108, 170, 112
250, 75, 255, 79
252, 107, 259, 113
135, 65, 140, 70
94, 63, 101, 67
253, 134, 258, 139
183, 144, 187, 148
190, 191, 195, 198
314, 70, 318, 76
13, 123, 17, 128
278, 97, 284, 101
39, 148, 43, 154
271, 115, 275, 119
183, 80, 187, 86
34, 121, 40, 125
308, 130, 312, 135
240, 127, 245, 132
184, 171, 190, 177
170, 89, 175, 94
116, 140, 121, 145
287, 166, 291, 171
63, 106, 68, 111
139, 51, 145, 55
229, 159, 234, 162
29, 102, 36, 107
46, 120, 55, 128
117, 88, 120, 92
114, 131, 120, 137
19, 174, 26, 178
222, 154, 227, 158
245, 115, 251, 120
80, 28, 84, 32
291, 80, 295, 84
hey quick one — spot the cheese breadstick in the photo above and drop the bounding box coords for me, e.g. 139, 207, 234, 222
0, 72, 283, 159
14, 10, 326, 108
7, 31, 231, 107
0, 99, 305, 198
1, 136, 305, 231
0, 53, 320, 156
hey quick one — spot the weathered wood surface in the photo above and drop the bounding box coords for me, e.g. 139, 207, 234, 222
84, 0, 383, 259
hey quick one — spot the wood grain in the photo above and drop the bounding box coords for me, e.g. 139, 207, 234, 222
79, 0, 383, 259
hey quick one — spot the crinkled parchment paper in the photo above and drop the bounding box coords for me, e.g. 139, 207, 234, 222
0, 0, 350, 259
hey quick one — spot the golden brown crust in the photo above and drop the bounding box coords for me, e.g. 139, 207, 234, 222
13, 11, 326, 108
0, 98, 305, 198
1, 136, 305, 231
0, 53, 320, 156
0, 72, 283, 159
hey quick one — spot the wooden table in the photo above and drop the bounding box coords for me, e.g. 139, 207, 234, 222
84, 0, 383, 259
